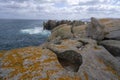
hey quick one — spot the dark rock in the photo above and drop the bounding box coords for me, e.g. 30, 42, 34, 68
100, 40, 120, 57
43, 20, 85, 30
72, 20, 84, 26
86, 17, 105, 41
54, 50, 82, 72
43, 20, 57, 30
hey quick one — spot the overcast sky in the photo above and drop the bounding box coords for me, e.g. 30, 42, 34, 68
0, 0, 119, 19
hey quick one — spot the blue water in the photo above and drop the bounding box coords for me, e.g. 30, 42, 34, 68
0, 19, 50, 50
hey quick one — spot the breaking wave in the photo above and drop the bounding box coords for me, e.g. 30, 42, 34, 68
20, 27, 51, 35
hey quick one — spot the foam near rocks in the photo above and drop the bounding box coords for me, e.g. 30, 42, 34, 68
21, 27, 51, 35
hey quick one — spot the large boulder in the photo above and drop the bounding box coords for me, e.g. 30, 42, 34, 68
86, 17, 105, 41
48, 24, 73, 41
46, 39, 120, 80
100, 40, 120, 57
99, 19, 120, 32
72, 25, 87, 38
102, 19, 120, 40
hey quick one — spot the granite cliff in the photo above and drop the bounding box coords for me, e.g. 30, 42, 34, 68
0, 17, 120, 80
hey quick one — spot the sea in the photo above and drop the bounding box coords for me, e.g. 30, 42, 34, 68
0, 19, 51, 50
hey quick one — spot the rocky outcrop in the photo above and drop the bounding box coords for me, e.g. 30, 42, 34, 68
43, 20, 85, 30
0, 47, 82, 80
100, 40, 120, 57
0, 17, 120, 80
48, 24, 73, 41
46, 39, 120, 80
105, 30, 120, 40
43, 20, 57, 30
100, 18, 120, 40
86, 17, 105, 41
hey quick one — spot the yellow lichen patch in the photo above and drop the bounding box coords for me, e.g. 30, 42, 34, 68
0, 50, 6, 54
2, 53, 23, 68
94, 45, 101, 50
20, 73, 33, 80
43, 58, 57, 63
58, 76, 81, 80
47, 70, 58, 76
104, 65, 120, 79
0, 52, 3, 58
97, 58, 120, 79
84, 71, 89, 80
104, 66, 116, 74
74, 76, 82, 80
0, 46, 80, 80
66, 40, 77, 45
74, 25, 86, 31
99, 18, 111, 23
55, 64, 63, 69
97, 58, 104, 64
56, 45, 68, 49
58, 76, 73, 80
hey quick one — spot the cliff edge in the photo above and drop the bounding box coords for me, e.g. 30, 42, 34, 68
0, 17, 120, 80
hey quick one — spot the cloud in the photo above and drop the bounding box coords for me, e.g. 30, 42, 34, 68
0, 0, 119, 19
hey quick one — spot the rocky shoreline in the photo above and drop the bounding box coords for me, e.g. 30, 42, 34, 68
43, 20, 86, 30
0, 17, 120, 80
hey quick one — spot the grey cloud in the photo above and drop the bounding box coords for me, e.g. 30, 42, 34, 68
0, 0, 119, 19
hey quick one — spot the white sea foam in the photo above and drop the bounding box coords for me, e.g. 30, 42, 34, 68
20, 27, 51, 35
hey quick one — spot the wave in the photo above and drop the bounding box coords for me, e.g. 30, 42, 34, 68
20, 27, 51, 35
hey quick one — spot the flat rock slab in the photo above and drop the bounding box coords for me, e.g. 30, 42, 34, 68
0, 47, 80, 80
0, 39, 120, 80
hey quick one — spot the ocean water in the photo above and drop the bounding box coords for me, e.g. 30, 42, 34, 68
0, 19, 51, 50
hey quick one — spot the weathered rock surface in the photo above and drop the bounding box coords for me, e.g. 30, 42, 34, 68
72, 25, 87, 38
0, 17, 120, 80
0, 47, 81, 80
43, 20, 57, 30
99, 18, 120, 40
105, 30, 120, 40
100, 40, 120, 57
48, 24, 73, 41
86, 17, 105, 41
46, 39, 120, 80
43, 20, 85, 30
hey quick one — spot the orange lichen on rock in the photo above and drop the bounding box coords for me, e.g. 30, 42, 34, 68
0, 52, 3, 58
84, 72, 89, 80
104, 65, 120, 79
58, 76, 80, 80
99, 18, 111, 23
56, 45, 68, 49
97, 57, 120, 79
0, 46, 80, 80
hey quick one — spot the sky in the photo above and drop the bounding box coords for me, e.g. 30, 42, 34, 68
0, 0, 120, 20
